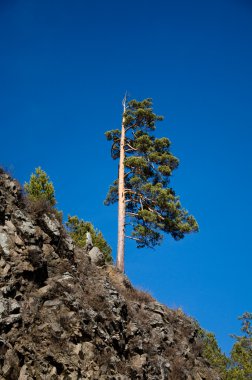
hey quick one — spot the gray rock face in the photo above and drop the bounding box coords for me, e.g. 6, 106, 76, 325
13, 210, 37, 244
41, 214, 61, 241
0, 170, 221, 380
85, 231, 93, 251
0, 231, 10, 255
89, 246, 105, 266
0, 299, 19, 317
0, 296, 21, 331
18, 221, 36, 239
64, 235, 74, 252
0, 191, 6, 225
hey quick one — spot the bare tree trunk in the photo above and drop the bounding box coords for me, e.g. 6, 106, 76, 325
116, 98, 126, 272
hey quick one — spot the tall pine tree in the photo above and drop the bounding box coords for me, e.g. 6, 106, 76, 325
105, 97, 198, 272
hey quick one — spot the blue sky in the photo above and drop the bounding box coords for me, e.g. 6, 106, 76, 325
1, 0, 252, 354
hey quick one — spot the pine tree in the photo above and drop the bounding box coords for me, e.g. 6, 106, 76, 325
227, 312, 252, 379
24, 167, 56, 206
105, 97, 198, 272
197, 327, 229, 378
66, 215, 112, 263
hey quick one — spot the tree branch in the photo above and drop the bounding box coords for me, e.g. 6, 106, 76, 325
125, 123, 137, 133
125, 188, 138, 194
124, 170, 133, 178
111, 141, 120, 158
139, 197, 143, 210
126, 212, 139, 217
125, 142, 137, 151
146, 206, 165, 221
125, 235, 143, 242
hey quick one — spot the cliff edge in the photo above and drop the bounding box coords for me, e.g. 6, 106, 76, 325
0, 170, 219, 379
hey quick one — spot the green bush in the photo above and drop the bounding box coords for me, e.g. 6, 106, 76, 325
66, 215, 112, 263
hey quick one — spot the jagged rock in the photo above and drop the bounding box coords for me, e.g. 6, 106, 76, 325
0, 170, 221, 380
2, 348, 19, 379
0, 257, 5, 268
43, 299, 62, 307
0, 192, 6, 225
85, 231, 93, 251
16, 217, 36, 241
18, 365, 29, 380
89, 246, 105, 266
131, 353, 148, 369
0, 296, 20, 318
0, 230, 10, 255
15, 234, 24, 247
4, 220, 16, 233
36, 283, 54, 297
0, 296, 22, 329
41, 214, 60, 242
2, 313, 22, 327
64, 235, 74, 252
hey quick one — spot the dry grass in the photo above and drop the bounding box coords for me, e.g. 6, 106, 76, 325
59, 315, 73, 332
125, 287, 154, 304
22, 196, 64, 228
24, 197, 54, 216
83, 284, 113, 318
106, 266, 154, 305
170, 356, 186, 379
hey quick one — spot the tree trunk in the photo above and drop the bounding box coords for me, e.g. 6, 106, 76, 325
116, 99, 126, 272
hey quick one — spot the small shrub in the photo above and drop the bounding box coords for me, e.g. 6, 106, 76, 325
67, 215, 112, 263
25, 197, 54, 216
170, 356, 186, 379
106, 267, 153, 305
59, 315, 72, 331
52, 209, 63, 224
125, 288, 154, 304
134, 288, 154, 303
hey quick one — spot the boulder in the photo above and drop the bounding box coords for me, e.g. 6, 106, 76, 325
89, 246, 105, 266
40, 214, 61, 243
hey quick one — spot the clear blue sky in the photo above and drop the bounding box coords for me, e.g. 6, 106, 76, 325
1, 0, 252, 354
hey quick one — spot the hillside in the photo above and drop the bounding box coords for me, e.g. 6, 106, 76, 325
0, 170, 220, 379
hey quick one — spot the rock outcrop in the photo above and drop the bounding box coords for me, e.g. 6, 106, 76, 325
0, 170, 220, 379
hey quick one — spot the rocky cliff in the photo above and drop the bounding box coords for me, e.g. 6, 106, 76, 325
0, 170, 220, 379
